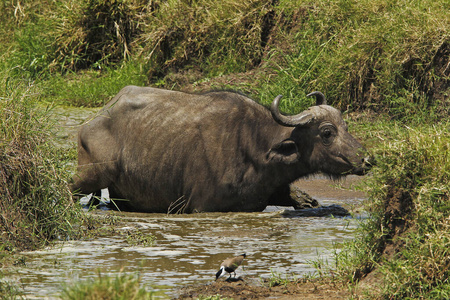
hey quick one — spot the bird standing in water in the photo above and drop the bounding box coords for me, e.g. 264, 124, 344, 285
215, 253, 246, 280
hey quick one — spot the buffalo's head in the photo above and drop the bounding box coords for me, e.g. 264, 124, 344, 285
269, 92, 371, 177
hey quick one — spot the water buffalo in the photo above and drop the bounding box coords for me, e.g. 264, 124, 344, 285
71, 86, 370, 213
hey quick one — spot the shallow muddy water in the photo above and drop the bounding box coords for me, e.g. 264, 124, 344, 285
5, 179, 366, 299
1, 107, 368, 299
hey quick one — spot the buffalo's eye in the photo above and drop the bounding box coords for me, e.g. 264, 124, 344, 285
319, 124, 336, 145
323, 128, 332, 138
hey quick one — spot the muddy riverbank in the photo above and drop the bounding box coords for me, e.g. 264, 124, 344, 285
176, 276, 351, 299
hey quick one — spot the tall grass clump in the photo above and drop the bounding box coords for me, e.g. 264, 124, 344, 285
47, 0, 146, 72
336, 123, 450, 298
0, 78, 82, 252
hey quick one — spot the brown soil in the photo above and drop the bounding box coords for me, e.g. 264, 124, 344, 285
175, 277, 351, 300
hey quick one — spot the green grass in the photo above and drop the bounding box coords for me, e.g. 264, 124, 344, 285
40, 61, 148, 107
60, 271, 154, 300
335, 121, 450, 298
0, 277, 21, 300
125, 231, 156, 247
0, 75, 88, 297
138, 0, 274, 78
265, 269, 297, 288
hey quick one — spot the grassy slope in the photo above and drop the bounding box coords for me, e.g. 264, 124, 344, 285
2, 0, 449, 113
336, 122, 450, 299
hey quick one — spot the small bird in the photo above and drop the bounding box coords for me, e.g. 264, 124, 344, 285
215, 253, 246, 280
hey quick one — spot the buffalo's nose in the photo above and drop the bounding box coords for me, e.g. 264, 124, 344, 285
361, 155, 375, 171
352, 155, 374, 176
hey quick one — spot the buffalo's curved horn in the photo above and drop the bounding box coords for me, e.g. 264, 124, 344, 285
307, 91, 327, 105
270, 95, 314, 127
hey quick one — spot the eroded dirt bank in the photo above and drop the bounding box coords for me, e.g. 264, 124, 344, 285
176, 278, 351, 299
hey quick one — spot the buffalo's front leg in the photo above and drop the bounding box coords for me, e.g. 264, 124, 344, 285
70, 163, 108, 195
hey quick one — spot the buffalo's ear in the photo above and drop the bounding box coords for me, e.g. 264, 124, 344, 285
266, 140, 299, 164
